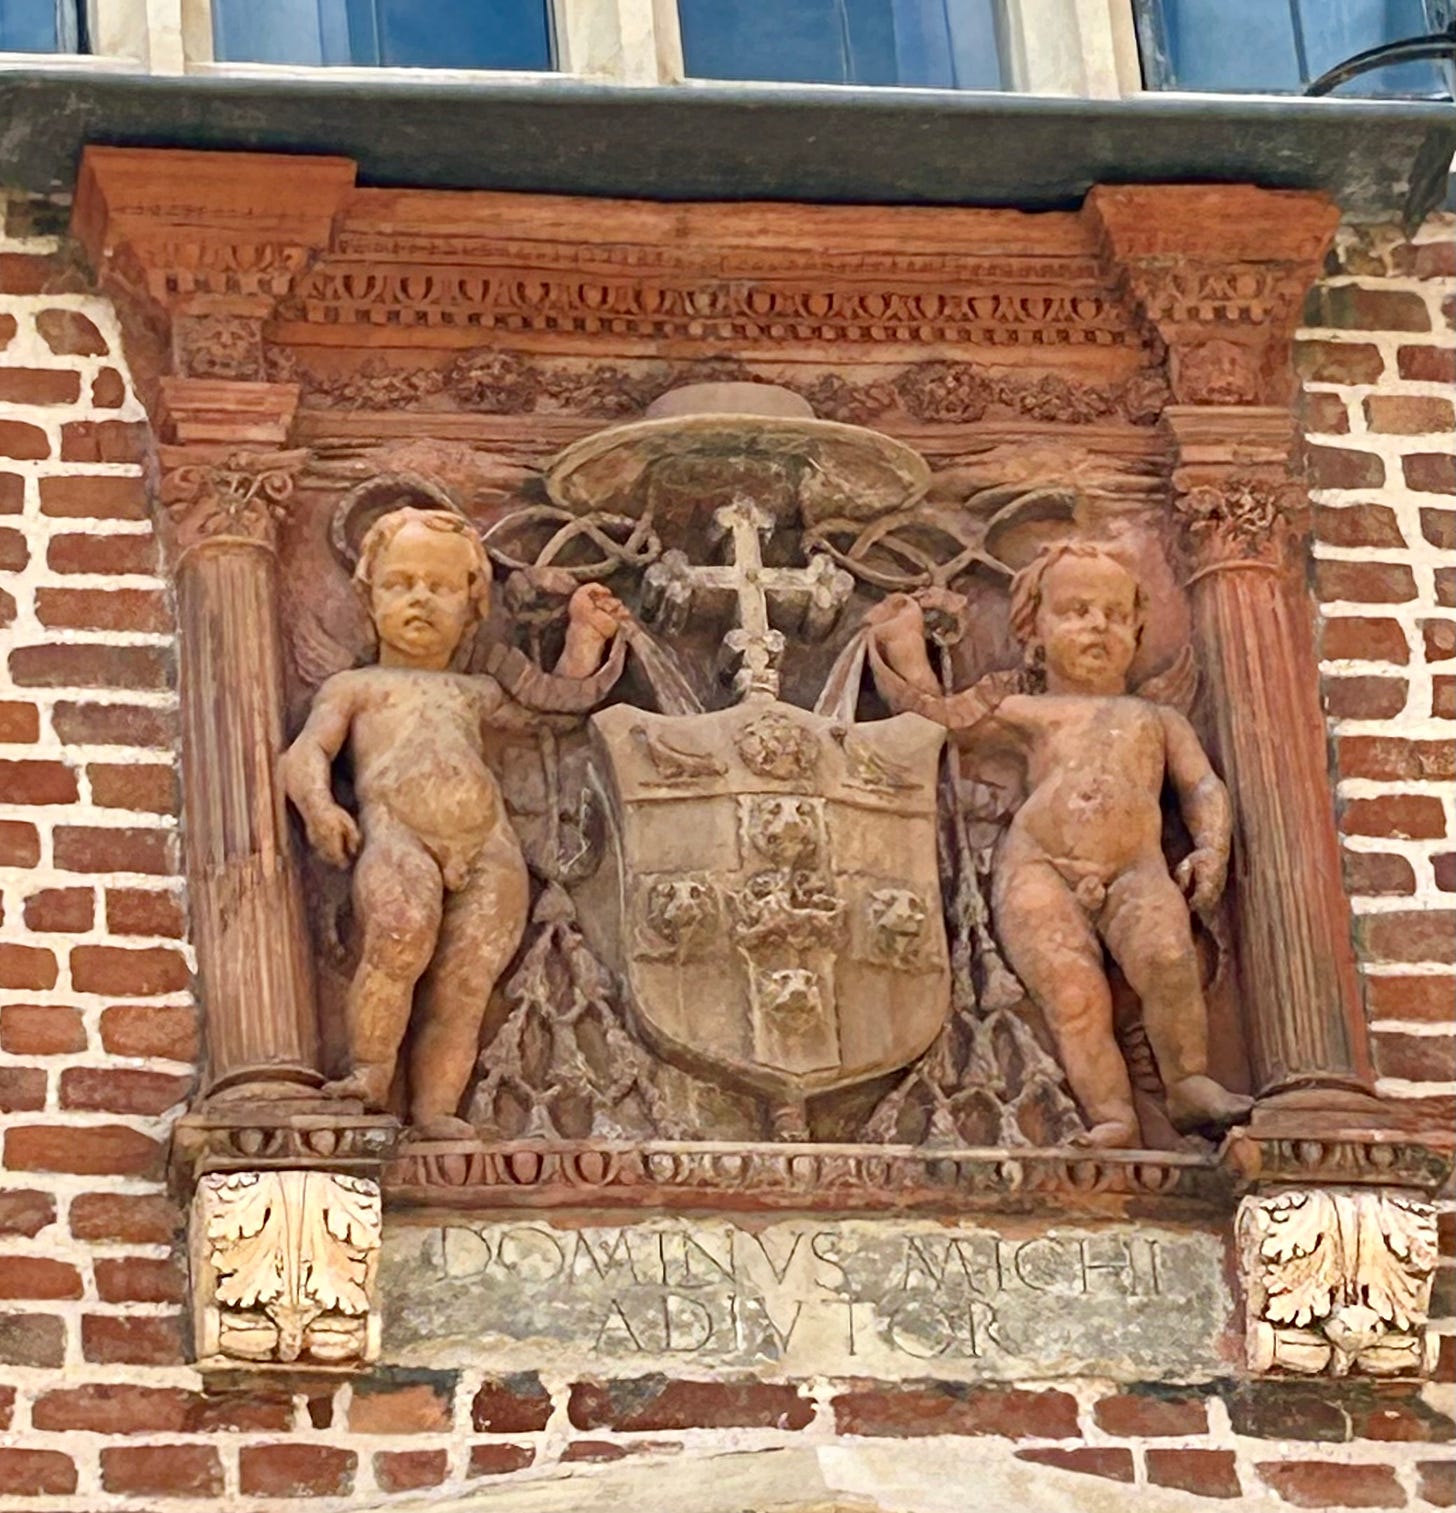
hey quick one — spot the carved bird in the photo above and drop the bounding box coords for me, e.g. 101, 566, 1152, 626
630, 724, 727, 785
829, 724, 918, 791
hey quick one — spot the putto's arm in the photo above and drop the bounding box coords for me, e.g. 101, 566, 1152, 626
1161, 706, 1232, 913
280, 676, 362, 867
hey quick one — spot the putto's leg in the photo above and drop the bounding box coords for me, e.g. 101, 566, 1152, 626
326, 820, 442, 1111
1101, 863, 1252, 1134
406, 830, 530, 1140
993, 854, 1139, 1147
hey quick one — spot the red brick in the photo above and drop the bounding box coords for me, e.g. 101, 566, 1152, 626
1350, 1390, 1456, 1442
1436, 675, 1456, 719
1390, 241, 1456, 277
101, 1444, 223, 1498
571, 1376, 814, 1432
1419, 1460, 1455, 1508
40, 474, 148, 519
22, 886, 93, 932
1146, 1449, 1241, 1499
1310, 285, 1430, 331
0, 944, 58, 990
54, 825, 177, 876
0, 420, 50, 460
70, 1191, 181, 1244
1324, 676, 1408, 720
0, 1067, 46, 1111
832, 1382, 1077, 1438
93, 367, 127, 407
1439, 568, 1456, 609
0, 1190, 54, 1237
1364, 394, 1455, 434
1302, 392, 1349, 433
60, 1065, 192, 1115
1374, 1031, 1456, 1083
0, 819, 39, 865
0, 585, 13, 628
10, 642, 173, 691
1313, 503, 1406, 549
0, 1312, 64, 1366
1341, 795, 1445, 840
1405, 453, 1456, 494
561, 1441, 632, 1462
0, 368, 80, 405
1257, 1460, 1403, 1508
35, 308, 107, 355
1315, 561, 1417, 604
0, 1449, 77, 1497
0, 1385, 11, 1429
240, 1444, 357, 1498
0, 1004, 85, 1055
472, 1373, 554, 1433
1397, 345, 1456, 382
1424, 620, 1455, 663
351, 1378, 454, 1433
1338, 737, 1456, 782
5, 1122, 165, 1178
94, 1256, 187, 1305
47, 532, 157, 575
1357, 911, 1456, 964
0, 1255, 82, 1300
88, 761, 179, 813
1343, 850, 1416, 896
0, 254, 53, 293
467, 1445, 534, 1478
1436, 852, 1456, 893
34, 1383, 198, 1434
374, 1450, 449, 1493
0, 758, 79, 804
0, 525, 28, 570
82, 1312, 186, 1365
1227, 1383, 1348, 1441
100, 1003, 198, 1059
53, 699, 178, 748
72, 944, 188, 995
1015, 1448, 1133, 1483
1306, 444, 1385, 490
1296, 341, 1384, 383
60, 420, 147, 463
0, 699, 35, 744
106, 888, 186, 938
36, 587, 169, 632
0, 315, 13, 350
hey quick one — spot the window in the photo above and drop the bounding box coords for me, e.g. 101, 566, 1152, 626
677, 0, 1004, 89
1135, 0, 1454, 96
0, 0, 82, 51
210, 0, 554, 70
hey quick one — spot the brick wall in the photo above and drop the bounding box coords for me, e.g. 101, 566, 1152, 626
0, 200, 1449, 1509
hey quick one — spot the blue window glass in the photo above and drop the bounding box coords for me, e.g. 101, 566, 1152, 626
212, 0, 553, 70
0, 0, 80, 52
678, 0, 1003, 89
1138, 0, 1452, 97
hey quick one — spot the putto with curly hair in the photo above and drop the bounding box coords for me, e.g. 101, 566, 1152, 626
865, 540, 1250, 1150
280, 504, 629, 1139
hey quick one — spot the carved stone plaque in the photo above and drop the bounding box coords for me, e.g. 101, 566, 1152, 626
381, 1217, 1230, 1381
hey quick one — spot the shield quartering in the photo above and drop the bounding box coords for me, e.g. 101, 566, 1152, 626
590, 699, 949, 1131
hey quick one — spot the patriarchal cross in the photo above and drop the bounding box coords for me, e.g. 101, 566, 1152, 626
642, 496, 853, 702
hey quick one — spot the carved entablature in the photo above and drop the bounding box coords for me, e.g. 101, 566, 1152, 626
71, 151, 1450, 1377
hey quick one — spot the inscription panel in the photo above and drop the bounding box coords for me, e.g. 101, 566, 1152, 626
382, 1218, 1231, 1381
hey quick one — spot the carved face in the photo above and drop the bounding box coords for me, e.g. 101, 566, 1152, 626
368, 520, 479, 669
1032, 553, 1140, 694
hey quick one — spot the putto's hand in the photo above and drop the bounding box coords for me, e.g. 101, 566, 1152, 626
308, 805, 361, 869
1175, 847, 1227, 916
568, 582, 629, 640
864, 592, 922, 629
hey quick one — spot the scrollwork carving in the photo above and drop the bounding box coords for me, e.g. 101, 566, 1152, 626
161, 448, 311, 552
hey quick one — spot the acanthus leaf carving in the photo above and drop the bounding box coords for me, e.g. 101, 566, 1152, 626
1237, 1188, 1440, 1377
1171, 471, 1307, 573
192, 1169, 383, 1368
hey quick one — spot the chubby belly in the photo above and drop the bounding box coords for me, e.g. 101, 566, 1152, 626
1011, 767, 1163, 873
358, 745, 504, 853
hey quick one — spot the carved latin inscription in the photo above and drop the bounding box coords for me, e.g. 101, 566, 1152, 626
192, 1170, 383, 1368
1238, 1188, 1440, 1377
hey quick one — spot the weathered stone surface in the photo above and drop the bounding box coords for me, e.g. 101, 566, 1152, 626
382, 1217, 1229, 1382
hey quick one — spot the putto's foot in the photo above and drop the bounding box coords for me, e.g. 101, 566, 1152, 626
322, 1063, 391, 1110
1071, 1118, 1141, 1150
407, 1113, 477, 1142
1166, 1075, 1254, 1134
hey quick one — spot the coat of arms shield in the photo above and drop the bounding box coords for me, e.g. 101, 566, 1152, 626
589, 700, 950, 1125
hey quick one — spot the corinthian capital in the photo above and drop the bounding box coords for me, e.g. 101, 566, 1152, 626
160, 447, 311, 555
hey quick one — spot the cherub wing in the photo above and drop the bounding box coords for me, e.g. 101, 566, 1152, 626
286, 604, 367, 695
1134, 643, 1198, 714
